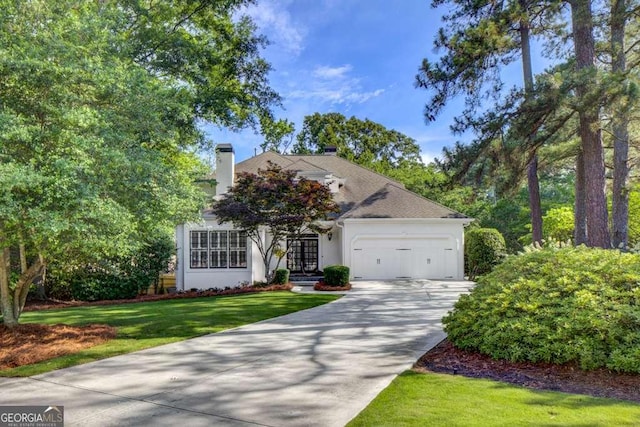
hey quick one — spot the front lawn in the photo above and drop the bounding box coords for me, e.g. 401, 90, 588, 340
348, 371, 640, 426
1, 291, 339, 377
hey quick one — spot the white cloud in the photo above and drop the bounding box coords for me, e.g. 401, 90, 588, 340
313, 65, 352, 79
288, 64, 384, 106
243, 1, 305, 55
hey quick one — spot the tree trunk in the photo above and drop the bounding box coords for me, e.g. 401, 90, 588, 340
574, 151, 588, 245
527, 156, 543, 243
611, 0, 630, 249
570, 0, 611, 248
14, 255, 44, 319
0, 247, 18, 327
519, 2, 543, 244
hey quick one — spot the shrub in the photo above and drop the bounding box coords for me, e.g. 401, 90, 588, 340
70, 267, 140, 302
323, 265, 350, 286
465, 228, 507, 279
45, 234, 175, 301
272, 269, 290, 285
443, 245, 640, 373
542, 206, 574, 242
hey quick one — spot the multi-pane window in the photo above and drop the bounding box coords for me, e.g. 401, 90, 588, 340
229, 231, 248, 268
190, 230, 247, 269
210, 231, 228, 268
190, 231, 209, 268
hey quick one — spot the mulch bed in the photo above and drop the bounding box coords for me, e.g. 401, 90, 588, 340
24, 283, 294, 312
5, 284, 297, 370
313, 281, 352, 291
415, 339, 640, 403
0, 323, 117, 370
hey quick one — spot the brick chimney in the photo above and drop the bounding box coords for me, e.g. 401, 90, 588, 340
215, 144, 235, 196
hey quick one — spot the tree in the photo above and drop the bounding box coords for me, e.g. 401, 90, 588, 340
569, 0, 611, 248
292, 113, 423, 172
415, 0, 564, 245
608, 0, 640, 248
0, 0, 279, 326
210, 163, 339, 282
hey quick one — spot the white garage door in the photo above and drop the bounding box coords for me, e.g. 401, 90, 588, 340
351, 237, 457, 280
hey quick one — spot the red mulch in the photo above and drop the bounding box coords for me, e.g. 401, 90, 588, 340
313, 281, 352, 291
415, 339, 640, 403
0, 323, 117, 369
24, 283, 294, 312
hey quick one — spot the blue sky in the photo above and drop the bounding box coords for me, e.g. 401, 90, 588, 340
204, 0, 517, 164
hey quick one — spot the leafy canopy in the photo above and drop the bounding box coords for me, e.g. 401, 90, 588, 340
292, 112, 423, 173
0, 0, 280, 325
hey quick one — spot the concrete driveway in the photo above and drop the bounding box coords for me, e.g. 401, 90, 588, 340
0, 280, 472, 427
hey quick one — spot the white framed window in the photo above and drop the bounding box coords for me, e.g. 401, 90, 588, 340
210, 231, 228, 268
190, 231, 209, 269
229, 230, 248, 268
190, 230, 247, 269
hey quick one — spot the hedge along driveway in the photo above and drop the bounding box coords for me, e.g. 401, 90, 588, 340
2, 292, 340, 377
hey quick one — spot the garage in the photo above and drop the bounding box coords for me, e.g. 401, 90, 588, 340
351, 236, 458, 280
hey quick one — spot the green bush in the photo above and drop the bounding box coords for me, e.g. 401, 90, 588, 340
465, 228, 507, 279
542, 206, 574, 242
70, 268, 140, 301
443, 245, 640, 373
272, 268, 290, 285
323, 265, 350, 286
45, 234, 175, 301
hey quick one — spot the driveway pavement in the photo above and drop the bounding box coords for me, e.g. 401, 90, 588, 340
0, 280, 472, 427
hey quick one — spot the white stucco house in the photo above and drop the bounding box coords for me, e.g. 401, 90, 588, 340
175, 144, 472, 290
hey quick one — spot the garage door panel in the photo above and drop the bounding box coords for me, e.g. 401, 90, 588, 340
352, 236, 457, 280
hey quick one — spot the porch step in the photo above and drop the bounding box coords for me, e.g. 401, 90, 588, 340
289, 275, 323, 283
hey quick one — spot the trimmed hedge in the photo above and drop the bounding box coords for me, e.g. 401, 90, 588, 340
465, 227, 507, 279
323, 265, 350, 286
444, 245, 640, 373
272, 268, 290, 285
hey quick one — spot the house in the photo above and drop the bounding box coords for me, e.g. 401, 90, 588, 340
175, 144, 472, 290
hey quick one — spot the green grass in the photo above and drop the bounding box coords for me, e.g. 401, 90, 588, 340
2, 291, 339, 377
348, 371, 640, 426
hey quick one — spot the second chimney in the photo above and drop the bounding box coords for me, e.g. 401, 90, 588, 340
215, 143, 235, 196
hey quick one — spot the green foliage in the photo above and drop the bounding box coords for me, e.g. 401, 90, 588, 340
272, 269, 290, 285
70, 269, 140, 302
542, 206, 574, 242
0, 0, 280, 324
292, 112, 423, 173
444, 246, 640, 372
481, 199, 530, 253
464, 228, 507, 279
47, 234, 175, 301
323, 265, 350, 286
627, 187, 640, 246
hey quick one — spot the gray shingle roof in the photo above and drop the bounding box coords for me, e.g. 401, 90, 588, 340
234, 153, 467, 220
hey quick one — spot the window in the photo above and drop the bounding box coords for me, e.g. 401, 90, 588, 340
229, 231, 248, 268
190, 230, 248, 269
210, 231, 228, 268
190, 231, 209, 269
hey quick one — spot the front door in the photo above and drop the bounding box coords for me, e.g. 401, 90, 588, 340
287, 234, 319, 273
